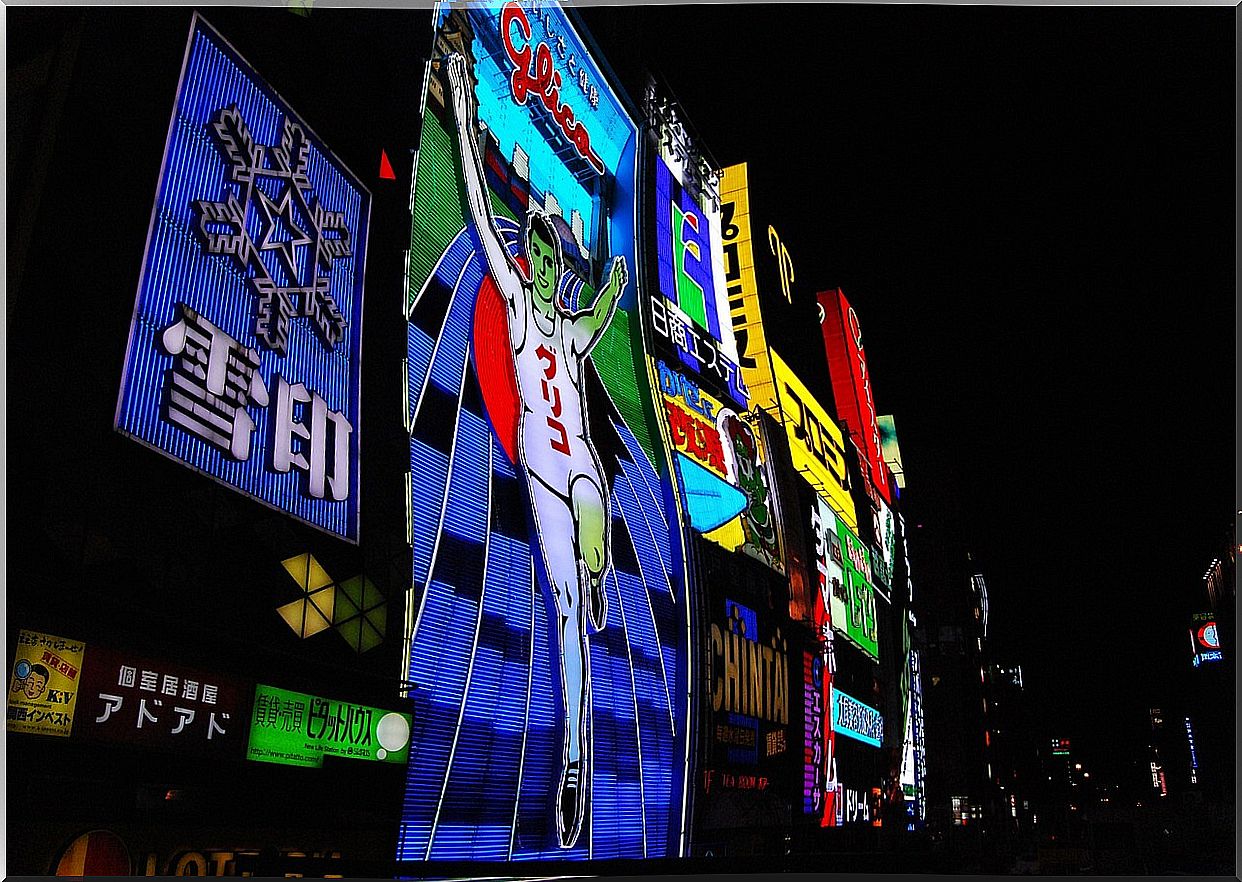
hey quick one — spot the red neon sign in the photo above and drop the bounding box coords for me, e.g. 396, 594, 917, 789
818, 287, 891, 505
1197, 621, 1219, 650
501, 2, 605, 175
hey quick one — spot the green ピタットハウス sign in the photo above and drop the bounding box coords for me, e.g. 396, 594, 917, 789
246, 684, 410, 768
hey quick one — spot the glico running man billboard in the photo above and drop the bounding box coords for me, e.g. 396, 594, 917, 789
116, 15, 368, 542
400, 1, 690, 860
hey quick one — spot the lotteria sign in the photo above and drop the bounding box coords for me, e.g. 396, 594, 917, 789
832, 687, 883, 748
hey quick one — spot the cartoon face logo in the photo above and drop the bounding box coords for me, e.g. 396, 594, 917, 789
11, 661, 50, 701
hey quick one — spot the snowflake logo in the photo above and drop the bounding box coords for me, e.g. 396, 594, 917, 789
191, 105, 353, 355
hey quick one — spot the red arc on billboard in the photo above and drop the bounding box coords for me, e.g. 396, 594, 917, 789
818, 287, 892, 505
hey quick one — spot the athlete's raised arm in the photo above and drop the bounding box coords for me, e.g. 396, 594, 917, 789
443, 53, 523, 304
573, 255, 627, 356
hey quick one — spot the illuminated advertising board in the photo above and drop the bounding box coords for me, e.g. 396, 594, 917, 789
1184, 717, 1199, 784
401, 1, 689, 859
910, 648, 927, 823
707, 597, 790, 764
817, 287, 891, 506
697, 581, 797, 831
769, 349, 857, 532
868, 497, 896, 597
837, 515, 879, 659
876, 414, 905, 490
656, 360, 784, 572
246, 684, 411, 768
719, 163, 776, 410
831, 687, 883, 748
801, 648, 833, 824
115, 15, 368, 542
1189, 615, 1222, 667
76, 645, 248, 755
7, 629, 85, 737
648, 148, 745, 407
809, 493, 847, 641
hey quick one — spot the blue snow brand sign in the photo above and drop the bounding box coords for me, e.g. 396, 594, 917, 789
115, 15, 369, 542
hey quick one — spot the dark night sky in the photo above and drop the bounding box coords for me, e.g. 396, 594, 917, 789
581, 4, 1235, 779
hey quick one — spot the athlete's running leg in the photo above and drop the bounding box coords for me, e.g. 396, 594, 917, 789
528, 480, 590, 848
571, 471, 609, 632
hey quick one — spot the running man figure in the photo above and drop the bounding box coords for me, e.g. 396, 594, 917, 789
445, 53, 627, 849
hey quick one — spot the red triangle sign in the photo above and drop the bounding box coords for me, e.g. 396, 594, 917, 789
379, 149, 396, 181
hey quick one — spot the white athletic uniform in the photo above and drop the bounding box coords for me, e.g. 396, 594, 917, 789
509, 290, 602, 501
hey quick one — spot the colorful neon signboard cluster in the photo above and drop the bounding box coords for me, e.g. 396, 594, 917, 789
115, 15, 368, 542
644, 130, 784, 575
400, 0, 690, 860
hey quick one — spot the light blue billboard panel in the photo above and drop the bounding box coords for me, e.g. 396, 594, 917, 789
831, 686, 884, 748
115, 14, 368, 542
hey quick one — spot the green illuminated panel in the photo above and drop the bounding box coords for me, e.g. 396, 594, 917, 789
246, 684, 411, 768
836, 516, 879, 660
409, 109, 468, 309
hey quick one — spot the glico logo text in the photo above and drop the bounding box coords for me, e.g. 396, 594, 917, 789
501, 2, 605, 174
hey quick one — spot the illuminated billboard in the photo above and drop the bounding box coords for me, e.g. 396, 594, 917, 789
809, 493, 848, 643
247, 684, 411, 768
876, 415, 905, 490
719, 163, 776, 410
697, 576, 799, 832
115, 15, 368, 542
868, 497, 896, 598
837, 516, 879, 659
831, 687, 883, 748
400, 1, 689, 859
818, 287, 891, 506
769, 349, 857, 532
639, 120, 784, 573
647, 145, 745, 406
1189, 614, 1222, 667
801, 647, 834, 825
656, 360, 784, 572
76, 645, 248, 755
7, 629, 84, 738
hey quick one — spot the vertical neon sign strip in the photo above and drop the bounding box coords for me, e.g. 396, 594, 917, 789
400, 0, 689, 861
818, 287, 890, 506
114, 15, 368, 541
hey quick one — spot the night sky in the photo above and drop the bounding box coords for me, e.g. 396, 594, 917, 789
580, 4, 1234, 781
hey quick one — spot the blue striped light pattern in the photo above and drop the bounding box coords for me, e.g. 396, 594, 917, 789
114, 16, 368, 541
